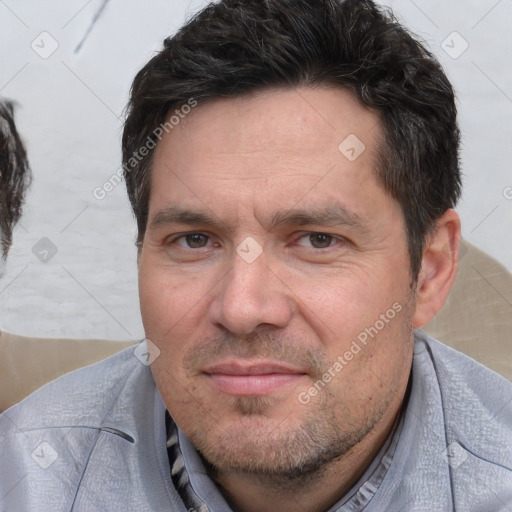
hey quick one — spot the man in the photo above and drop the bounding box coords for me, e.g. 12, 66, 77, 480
0, 101, 30, 266
1, 0, 511, 510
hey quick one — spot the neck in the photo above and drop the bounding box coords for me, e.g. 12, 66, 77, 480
210, 399, 404, 512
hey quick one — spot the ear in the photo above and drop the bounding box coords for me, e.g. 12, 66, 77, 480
413, 209, 461, 329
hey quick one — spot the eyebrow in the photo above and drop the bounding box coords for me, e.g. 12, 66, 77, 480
148, 203, 367, 233
270, 203, 368, 232
148, 206, 226, 231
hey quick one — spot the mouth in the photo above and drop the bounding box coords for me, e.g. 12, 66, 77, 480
203, 360, 308, 396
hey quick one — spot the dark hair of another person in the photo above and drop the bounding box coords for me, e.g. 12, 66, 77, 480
0, 101, 31, 259
122, 0, 462, 280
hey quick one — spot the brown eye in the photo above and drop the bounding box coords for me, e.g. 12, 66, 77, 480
185, 234, 209, 248
309, 234, 334, 248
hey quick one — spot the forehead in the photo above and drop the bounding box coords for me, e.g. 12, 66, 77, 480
149, 86, 389, 223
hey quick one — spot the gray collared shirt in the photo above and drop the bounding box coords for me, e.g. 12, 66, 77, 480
167, 331, 512, 511
1, 331, 511, 511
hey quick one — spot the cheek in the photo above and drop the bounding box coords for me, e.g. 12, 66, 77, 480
138, 262, 212, 344
291, 269, 399, 333
287, 267, 412, 385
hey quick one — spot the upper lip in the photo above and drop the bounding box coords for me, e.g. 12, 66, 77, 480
203, 360, 307, 376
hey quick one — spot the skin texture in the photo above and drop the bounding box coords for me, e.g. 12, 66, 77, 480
138, 86, 460, 512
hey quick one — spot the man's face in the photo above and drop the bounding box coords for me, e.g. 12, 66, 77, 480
139, 87, 416, 477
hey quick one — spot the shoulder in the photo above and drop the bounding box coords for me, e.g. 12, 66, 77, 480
413, 332, 512, 506
0, 342, 171, 510
381, 332, 512, 510
415, 330, 512, 404
414, 331, 512, 436
1, 342, 148, 432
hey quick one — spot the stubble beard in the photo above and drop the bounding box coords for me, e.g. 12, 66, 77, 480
186, 387, 387, 486
180, 310, 414, 487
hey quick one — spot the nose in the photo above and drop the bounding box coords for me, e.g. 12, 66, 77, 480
208, 249, 293, 335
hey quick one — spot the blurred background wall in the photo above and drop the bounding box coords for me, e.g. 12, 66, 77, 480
1, 0, 511, 340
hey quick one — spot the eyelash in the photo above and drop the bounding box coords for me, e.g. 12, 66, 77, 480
169, 233, 215, 249
295, 233, 344, 249
168, 232, 345, 250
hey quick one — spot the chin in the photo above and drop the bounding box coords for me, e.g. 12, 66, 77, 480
185, 403, 368, 482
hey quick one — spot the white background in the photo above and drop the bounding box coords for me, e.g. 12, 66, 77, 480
1, 0, 511, 340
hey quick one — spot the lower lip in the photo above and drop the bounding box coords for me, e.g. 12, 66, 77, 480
207, 373, 304, 396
